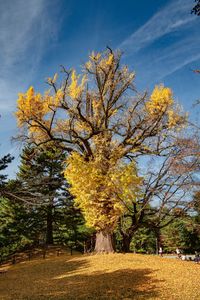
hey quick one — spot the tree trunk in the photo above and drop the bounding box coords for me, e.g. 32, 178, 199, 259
121, 234, 132, 253
155, 228, 160, 255
94, 231, 115, 253
46, 205, 54, 244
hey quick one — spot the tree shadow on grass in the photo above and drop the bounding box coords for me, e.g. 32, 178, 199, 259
1, 257, 162, 300
0, 257, 89, 300
44, 268, 160, 300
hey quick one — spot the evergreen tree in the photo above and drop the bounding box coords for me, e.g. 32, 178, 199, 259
0, 153, 14, 188
16, 144, 71, 244
0, 196, 38, 258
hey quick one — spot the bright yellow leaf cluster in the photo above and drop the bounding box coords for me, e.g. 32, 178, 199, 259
52, 89, 64, 107
146, 85, 173, 115
64, 152, 142, 231
68, 70, 87, 99
146, 84, 184, 128
167, 110, 181, 128
85, 51, 135, 89
15, 85, 65, 144
16, 84, 65, 125
86, 51, 114, 73
16, 87, 48, 127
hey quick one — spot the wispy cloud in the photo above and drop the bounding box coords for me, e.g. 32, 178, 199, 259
117, 0, 200, 83
0, 0, 44, 65
134, 34, 200, 83
0, 0, 59, 111
119, 0, 196, 55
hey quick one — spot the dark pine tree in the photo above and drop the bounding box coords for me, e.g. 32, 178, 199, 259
0, 154, 14, 188
17, 144, 70, 245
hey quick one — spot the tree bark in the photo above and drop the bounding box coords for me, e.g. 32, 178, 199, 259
119, 204, 144, 252
155, 228, 161, 255
46, 205, 54, 244
121, 234, 132, 253
94, 231, 115, 253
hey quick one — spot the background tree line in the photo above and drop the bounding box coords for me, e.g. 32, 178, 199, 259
0, 141, 199, 258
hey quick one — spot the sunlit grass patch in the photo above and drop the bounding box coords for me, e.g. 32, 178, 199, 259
0, 253, 200, 299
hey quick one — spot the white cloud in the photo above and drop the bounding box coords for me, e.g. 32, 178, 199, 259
119, 0, 196, 55
0, 0, 59, 112
117, 0, 200, 83
0, 79, 18, 111
0, 0, 44, 65
131, 27, 200, 84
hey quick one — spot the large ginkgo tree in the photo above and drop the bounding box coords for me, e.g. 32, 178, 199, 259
15, 49, 185, 252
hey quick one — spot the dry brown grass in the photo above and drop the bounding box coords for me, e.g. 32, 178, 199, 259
0, 253, 200, 300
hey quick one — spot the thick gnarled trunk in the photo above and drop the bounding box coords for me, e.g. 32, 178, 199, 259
94, 231, 115, 253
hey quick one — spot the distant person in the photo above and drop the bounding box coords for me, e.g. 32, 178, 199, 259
159, 247, 163, 257
181, 254, 186, 261
176, 248, 181, 259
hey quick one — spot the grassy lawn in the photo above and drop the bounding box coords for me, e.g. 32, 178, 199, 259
0, 253, 200, 300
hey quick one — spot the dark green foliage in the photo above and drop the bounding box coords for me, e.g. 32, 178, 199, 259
0, 144, 92, 259
193, 190, 200, 215
0, 197, 39, 259
161, 216, 200, 253
1, 143, 199, 257
16, 144, 86, 246
0, 153, 14, 187
130, 227, 156, 254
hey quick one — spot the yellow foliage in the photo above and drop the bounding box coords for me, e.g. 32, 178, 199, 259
52, 73, 58, 83
146, 84, 185, 129
1, 253, 200, 300
47, 73, 58, 84
45, 89, 63, 108
64, 152, 142, 231
16, 85, 63, 141
74, 120, 91, 133
15, 49, 186, 234
106, 53, 114, 65
89, 51, 101, 61
15, 86, 60, 143
86, 52, 116, 75
167, 110, 180, 128
16, 87, 49, 127
68, 70, 87, 99
29, 121, 50, 143
146, 85, 173, 115
55, 89, 64, 104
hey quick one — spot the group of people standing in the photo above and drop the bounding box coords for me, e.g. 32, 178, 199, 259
158, 247, 199, 263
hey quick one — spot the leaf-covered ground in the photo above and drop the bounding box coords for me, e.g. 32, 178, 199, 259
0, 253, 199, 300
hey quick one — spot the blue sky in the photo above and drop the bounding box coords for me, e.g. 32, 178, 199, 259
0, 0, 199, 178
